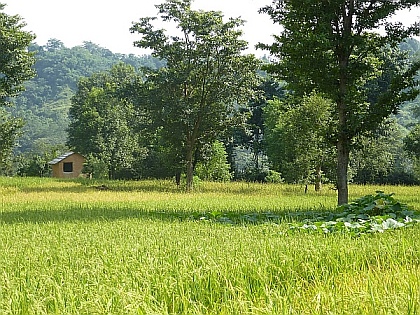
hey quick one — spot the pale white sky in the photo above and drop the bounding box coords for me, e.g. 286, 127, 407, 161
2, 0, 420, 56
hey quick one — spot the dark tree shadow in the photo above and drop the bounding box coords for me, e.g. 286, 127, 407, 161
0, 207, 175, 225
0, 203, 334, 226
19, 178, 314, 196
2, 179, 337, 225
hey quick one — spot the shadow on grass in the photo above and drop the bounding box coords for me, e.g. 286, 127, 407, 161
19, 179, 315, 197
0, 203, 335, 226
15, 180, 178, 194
0, 207, 177, 225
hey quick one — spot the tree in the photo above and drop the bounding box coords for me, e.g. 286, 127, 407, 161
67, 63, 146, 179
260, 0, 420, 204
404, 124, 420, 158
0, 109, 23, 173
351, 119, 412, 184
130, 0, 260, 190
0, 3, 35, 169
403, 124, 420, 182
195, 140, 232, 182
264, 92, 335, 191
233, 76, 286, 178
10, 41, 164, 156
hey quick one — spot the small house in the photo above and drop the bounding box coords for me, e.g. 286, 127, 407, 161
48, 152, 85, 178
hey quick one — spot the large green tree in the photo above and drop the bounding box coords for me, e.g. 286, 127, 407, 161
130, 0, 260, 190
0, 3, 35, 169
265, 92, 335, 191
260, 0, 420, 204
67, 63, 146, 179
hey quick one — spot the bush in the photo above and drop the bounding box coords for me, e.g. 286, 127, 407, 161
265, 170, 284, 183
196, 141, 232, 182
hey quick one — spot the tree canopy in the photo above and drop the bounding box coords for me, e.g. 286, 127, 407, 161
0, 3, 35, 170
2, 1, 420, 187
130, 0, 260, 190
265, 92, 335, 190
260, 0, 420, 204
0, 3, 35, 105
67, 63, 147, 179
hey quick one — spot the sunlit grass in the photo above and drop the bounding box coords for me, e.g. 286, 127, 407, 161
0, 177, 419, 314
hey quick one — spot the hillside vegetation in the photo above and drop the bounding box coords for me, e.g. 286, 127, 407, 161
10, 39, 163, 154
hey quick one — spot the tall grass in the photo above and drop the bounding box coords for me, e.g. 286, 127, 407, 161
0, 177, 419, 314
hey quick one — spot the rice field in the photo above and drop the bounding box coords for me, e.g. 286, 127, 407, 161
0, 177, 419, 314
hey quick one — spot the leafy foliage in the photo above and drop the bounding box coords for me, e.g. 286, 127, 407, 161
182, 190, 419, 236
233, 76, 287, 176
0, 4, 35, 172
290, 191, 420, 235
130, 0, 260, 190
404, 124, 420, 181
404, 124, 420, 158
0, 110, 23, 174
67, 63, 147, 179
10, 40, 164, 154
350, 118, 419, 184
259, 0, 420, 204
0, 4, 35, 104
264, 92, 335, 189
2, 2, 420, 186
188, 191, 420, 236
15, 143, 66, 177
195, 140, 232, 182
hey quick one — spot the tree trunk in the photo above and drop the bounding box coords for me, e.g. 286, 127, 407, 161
337, 42, 350, 205
175, 172, 181, 187
314, 164, 322, 192
337, 138, 349, 205
108, 166, 113, 180
184, 113, 201, 191
185, 145, 194, 192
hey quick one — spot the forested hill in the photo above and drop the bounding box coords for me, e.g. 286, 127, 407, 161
10, 39, 163, 154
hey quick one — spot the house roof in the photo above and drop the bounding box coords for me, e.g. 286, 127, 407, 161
48, 152, 81, 165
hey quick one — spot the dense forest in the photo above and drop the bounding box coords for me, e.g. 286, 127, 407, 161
3, 3, 420, 189
6, 37, 420, 186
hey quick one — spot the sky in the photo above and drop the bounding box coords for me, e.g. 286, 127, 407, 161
2, 0, 420, 56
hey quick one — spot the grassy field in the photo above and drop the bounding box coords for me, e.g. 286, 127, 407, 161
0, 177, 419, 314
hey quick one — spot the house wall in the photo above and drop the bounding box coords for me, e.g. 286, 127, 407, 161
51, 154, 85, 178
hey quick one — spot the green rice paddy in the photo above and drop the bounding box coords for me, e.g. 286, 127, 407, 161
0, 177, 419, 314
